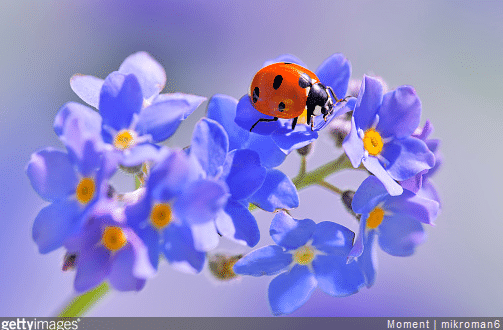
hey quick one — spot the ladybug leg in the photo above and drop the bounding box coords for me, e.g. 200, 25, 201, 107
306, 104, 315, 131
291, 117, 298, 130
250, 117, 278, 132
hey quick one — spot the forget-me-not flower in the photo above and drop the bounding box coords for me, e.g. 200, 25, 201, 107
400, 120, 442, 205
27, 114, 117, 254
60, 52, 206, 167
125, 147, 228, 270
233, 212, 365, 315
348, 175, 440, 286
343, 75, 436, 196
65, 199, 155, 292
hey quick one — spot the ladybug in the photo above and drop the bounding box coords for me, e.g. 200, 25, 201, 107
249, 62, 345, 132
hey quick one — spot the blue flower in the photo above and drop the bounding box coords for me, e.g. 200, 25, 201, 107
189, 118, 299, 247
26, 114, 117, 254
206, 96, 300, 213
62, 52, 206, 167
125, 147, 229, 270
348, 175, 440, 286
233, 212, 365, 315
207, 94, 286, 168
234, 54, 356, 153
400, 120, 442, 205
65, 200, 155, 292
343, 75, 436, 196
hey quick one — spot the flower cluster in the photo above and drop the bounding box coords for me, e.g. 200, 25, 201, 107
27, 51, 441, 315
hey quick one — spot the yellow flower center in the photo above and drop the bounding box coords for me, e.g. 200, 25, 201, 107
363, 128, 383, 156
150, 203, 172, 230
366, 207, 385, 229
293, 245, 315, 265
75, 177, 95, 204
102, 226, 127, 251
114, 130, 135, 150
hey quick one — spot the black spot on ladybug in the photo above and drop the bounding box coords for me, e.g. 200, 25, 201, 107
278, 102, 285, 112
252, 87, 260, 103
273, 75, 283, 90
283, 62, 293, 65
298, 73, 312, 88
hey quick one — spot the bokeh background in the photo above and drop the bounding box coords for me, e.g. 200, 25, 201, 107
1, 0, 502, 317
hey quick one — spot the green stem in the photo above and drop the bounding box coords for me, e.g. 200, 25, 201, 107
292, 153, 352, 190
58, 154, 353, 317
317, 180, 344, 195
57, 282, 110, 317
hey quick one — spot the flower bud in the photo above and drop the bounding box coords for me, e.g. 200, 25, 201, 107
296, 142, 314, 157
62, 253, 77, 271
341, 190, 357, 217
328, 112, 352, 148
208, 253, 243, 281
119, 163, 143, 174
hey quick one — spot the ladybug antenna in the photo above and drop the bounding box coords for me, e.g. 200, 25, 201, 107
327, 86, 351, 104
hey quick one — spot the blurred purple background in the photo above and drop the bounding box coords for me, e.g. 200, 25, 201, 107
1, 0, 502, 316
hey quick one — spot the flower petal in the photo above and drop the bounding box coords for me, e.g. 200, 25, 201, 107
381, 137, 435, 181
54, 102, 102, 137
378, 214, 426, 257
148, 149, 193, 201
174, 178, 228, 226
26, 148, 78, 202
418, 179, 441, 206
74, 246, 110, 293
118, 51, 166, 100
244, 134, 286, 168
190, 220, 220, 252
362, 156, 403, 196
120, 143, 160, 167
315, 53, 351, 100
32, 199, 81, 254
399, 169, 427, 194
109, 245, 146, 291
233, 245, 292, 276
248, 169, 299, 212
190, 118, 229, 177
223, 200, 260, 247
352, 175, 389, 214
413, 119, 434, 141
136, 93, 206, 142
60, 114, 103, 176
207, 94, 250, 151
235, 95, 282, 135
222, 149, 266, 201
70, 74, 104, 109
357, 230, 378, 288
125, 196, 159, 269
270, 212, 315, 250
348, 215, 367, 262
99, 72, 143, 131
268, 264, 317, 316
271, 124, 318, 153
262, 54, 307, 67
311, 221, 355, 256
353, 75, 383, 131
342, 115, 365, 168
313, 254, 364, 296
384, 190, 439, 225
163, 223, 206, 274
376, 86, 421, 139
133, 225, 160, 270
